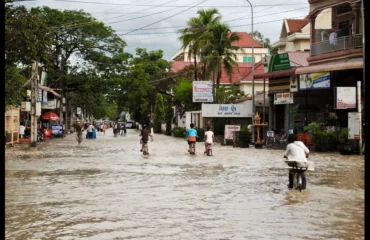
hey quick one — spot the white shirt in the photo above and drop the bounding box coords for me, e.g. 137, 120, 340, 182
87, 125, 93, 132
284, 141, 310, 162
19, 125, 25, 135
204, 131, 214, 144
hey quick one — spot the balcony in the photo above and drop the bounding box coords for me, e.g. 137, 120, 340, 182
311, 34, 363, 56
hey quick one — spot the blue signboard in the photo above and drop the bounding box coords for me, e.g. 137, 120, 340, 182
51, 124, 64, 135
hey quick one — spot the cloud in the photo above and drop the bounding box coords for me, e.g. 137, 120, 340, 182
19, 0, 309, 60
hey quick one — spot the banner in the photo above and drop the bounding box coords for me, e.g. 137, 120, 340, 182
335, 87, 356, 109
42, 90, 48, 104
37, 88, 42, 102
202, 103, 253, 118
299, 72, 330, 90
224, 125, 240, 140
274, 92, 293, 105
348, 112, 360, 140
193, 81, 214, 103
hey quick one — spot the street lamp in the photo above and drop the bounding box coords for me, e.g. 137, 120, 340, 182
246, 0, 255, 144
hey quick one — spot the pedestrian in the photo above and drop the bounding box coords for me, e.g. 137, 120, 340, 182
120, 122, 126, 135
19, 122, 25, 139
204, 126, 215, 153
103, 123, 107, 135
87, 123, 94, 139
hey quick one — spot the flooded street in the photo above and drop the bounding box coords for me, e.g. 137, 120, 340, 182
5, 129, 364, 239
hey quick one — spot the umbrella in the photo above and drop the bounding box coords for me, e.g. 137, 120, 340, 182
41, 111, 60, 121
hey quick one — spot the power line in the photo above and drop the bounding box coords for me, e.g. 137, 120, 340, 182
122, 0, 207, 35
53, 0, 309, 7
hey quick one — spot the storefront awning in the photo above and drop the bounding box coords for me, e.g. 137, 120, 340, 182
38, 84, 61, 98
254, 68, 296, 79
295, 59, 363, 74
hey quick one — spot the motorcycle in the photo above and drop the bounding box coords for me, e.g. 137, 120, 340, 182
37, 129, 45, 142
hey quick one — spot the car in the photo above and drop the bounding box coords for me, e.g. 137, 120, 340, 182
125, 120, 136, 129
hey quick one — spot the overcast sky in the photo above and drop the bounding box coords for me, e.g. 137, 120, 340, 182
19, 0, 309, 60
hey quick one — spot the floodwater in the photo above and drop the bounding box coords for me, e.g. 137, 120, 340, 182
5, 129, 364, 239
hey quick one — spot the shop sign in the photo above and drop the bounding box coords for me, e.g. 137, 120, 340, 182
21, 101, 31, 112
290, 75, 298, 92
202, 103, 253, 118
335, 87, 356, 109
77, 107, 82, 115
37, 88, 42, 102
193, 81, 213, 103
268, 53, 291, 72
51, 124, 64, 135
224, 125, 240, 140
299, 72, 330, 90
266, 131, 274, 137
274, 92, 294, 105
40, 71, 47, 86
41, 99, 57, 109
348, 112, 360, 140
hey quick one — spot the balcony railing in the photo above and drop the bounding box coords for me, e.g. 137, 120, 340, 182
311, 34, 363, 56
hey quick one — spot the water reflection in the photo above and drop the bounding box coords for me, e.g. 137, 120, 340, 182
5, 129, 364, 239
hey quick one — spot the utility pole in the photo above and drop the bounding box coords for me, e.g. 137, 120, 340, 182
30, 61, 38, 147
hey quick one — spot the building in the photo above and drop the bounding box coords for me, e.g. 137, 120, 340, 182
170, 32, 269, 96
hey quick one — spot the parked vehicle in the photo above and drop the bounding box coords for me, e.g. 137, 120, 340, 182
125, 120, 136, 129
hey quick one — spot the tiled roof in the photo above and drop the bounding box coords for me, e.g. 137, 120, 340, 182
287, 51, 310, 67
286, 19, 310, 34
170, 61, 265, 84
229, 32, 263, 48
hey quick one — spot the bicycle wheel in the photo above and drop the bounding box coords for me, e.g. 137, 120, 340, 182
292, 172, 299, 190
265, 137, 275, 148
298, 173, 302, 192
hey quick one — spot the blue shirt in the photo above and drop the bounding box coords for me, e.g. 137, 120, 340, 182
186, 128, 198, 138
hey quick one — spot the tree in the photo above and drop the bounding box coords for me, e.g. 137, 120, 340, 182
203, 23, 242, 88
178, 8, 221, 80
153, 93, 165, 133
249, 30, 278, 55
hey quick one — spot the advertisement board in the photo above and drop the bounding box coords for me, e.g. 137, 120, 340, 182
21, 102, 31, 112
299, 72, 330, 90
42, 90, 48, 104
202, 103, 253, 118
348, 112, 360, 140
335, 87, 356, 109
274, 92, 294, 105
193, 81, 214, 103
41, 99, 57, 109
268, 53, 291, 72
224, 125, 241, 140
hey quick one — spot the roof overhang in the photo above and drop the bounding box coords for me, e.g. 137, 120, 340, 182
287, 33, 310, 42
295, 59, 363, 74
254, 68, 296, 79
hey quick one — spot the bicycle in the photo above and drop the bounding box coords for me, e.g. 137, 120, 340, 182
285, 159, 308, 191
189, 142, 196, 155
204, 143, 212, 156
265, 130, 288, 149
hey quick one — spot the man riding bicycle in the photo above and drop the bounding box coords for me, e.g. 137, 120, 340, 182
284, 134, 310, 190
140, 124, 153, 154
186, 123, 198, 152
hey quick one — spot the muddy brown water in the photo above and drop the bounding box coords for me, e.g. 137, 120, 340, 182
5, 129, 364, 239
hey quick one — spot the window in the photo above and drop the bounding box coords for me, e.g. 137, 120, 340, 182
243, 56, 255, 63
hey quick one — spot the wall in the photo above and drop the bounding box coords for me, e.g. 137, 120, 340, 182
239, 82, 269, 96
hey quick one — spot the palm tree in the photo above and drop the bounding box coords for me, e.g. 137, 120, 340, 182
178, 8, 221, 80
202, 23, 243, 88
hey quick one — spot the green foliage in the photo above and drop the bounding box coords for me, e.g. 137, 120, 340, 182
5, 66, 27, 108
195, 127, 204, 142
239, 126, 251, 147
172, 127, 186, 138
216, 86, 248, 104
249, 31, 278, 56
153, 93, 165, 133
338, 128, 355, 145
